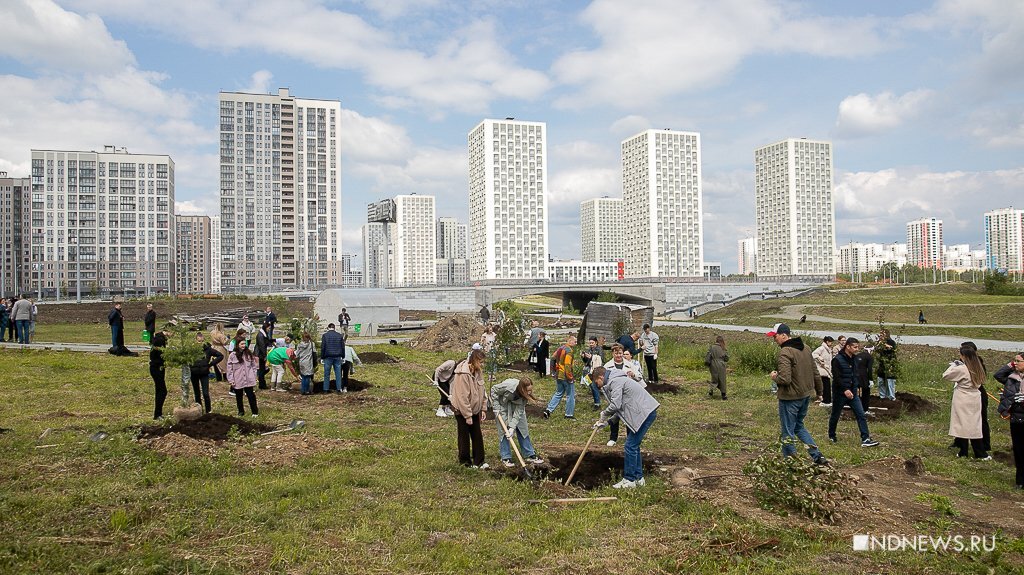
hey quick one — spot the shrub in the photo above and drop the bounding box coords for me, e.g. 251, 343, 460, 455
731, 341, 778, 374
743, 445, 864, 524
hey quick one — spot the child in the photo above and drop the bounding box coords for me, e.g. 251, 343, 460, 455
266, 345, 299, 391
490, 376, 545, 468
226, 338, 260, 417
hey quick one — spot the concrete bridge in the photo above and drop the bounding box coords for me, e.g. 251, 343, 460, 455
389, 280, 817, 314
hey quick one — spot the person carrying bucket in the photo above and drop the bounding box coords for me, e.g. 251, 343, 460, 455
490, 377, 545, 469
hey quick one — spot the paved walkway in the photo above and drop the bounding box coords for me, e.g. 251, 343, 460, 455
769, 304, 1024, 329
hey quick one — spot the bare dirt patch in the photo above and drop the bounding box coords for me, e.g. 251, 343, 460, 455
408, 314, 483, 352
840, 391, 937, 421
493, 446, 678, 490
311, 378, 373, 393
646, 382, 681, 394
139, 431, 363, 467
361, 352, 400, 364
138, 413, 274, 441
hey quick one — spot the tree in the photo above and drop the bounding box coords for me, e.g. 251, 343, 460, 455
491, 300, 525, 366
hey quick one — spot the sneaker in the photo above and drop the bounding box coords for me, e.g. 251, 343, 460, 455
228, 390, 236, 396
819, 402, 832, 408
301, 391, 311, 396
501, 459, 515, 468
237, 412, 245, 417
612, 479, 634, 489
1014, 485, 1023, 490
564, 415, 575, 420
251, 414, 259, 418
606, 440, 617, 447
861, 438, 880, 448
435, 406, 448, 417
341, 388, 349, 393
708, 391, 714, 398
813, 456, 830, 466
541, 410, 550, 419
978, 455, 993, 461
478, 463, 490, 470
443, 406, 454, 416
525, 456, 544, 465
592, 403, 601, 410
721, 395, 727, 400
828, 437, 838, 444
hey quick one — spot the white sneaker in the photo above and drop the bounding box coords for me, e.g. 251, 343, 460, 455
502, 459, 516, 468
819, 402, 832, 408
525, 456, 544, 465
479, 463, 490, 470
606, 440, 617, 447
435, 407, 448, 417
444, 406, 454, 416
612, 478, 636, 489
341, 388, 349, 393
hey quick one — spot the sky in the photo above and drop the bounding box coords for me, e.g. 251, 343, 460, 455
1, 0, 1022, 272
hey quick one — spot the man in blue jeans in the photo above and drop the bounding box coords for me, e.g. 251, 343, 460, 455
542, 335, 577, 420
829, 337, 880, 448
767, 323, 829, 465
593, 364, 660, 489
320, 323, 346, 393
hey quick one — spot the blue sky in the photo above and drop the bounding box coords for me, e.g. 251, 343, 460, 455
1, 0, 1022, 272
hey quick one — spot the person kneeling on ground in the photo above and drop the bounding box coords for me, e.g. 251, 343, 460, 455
451, 349, 488, 469
266, 345, 299, 392
593, 365, 660, 489
490, 376, 545, 468
227, 337, 259, 417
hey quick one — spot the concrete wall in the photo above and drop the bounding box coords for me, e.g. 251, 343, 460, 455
664, 282, 811, 311
391, 286, 477, 312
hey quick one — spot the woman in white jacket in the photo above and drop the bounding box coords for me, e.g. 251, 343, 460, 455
943, 344, 991, 460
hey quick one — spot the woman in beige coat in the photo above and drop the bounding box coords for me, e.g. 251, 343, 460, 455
450, 349, 488, 469
209, 322, 231, 382
943, 345, 991, 460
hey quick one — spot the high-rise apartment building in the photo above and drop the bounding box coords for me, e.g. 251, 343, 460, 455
176, 215, 212, 294
621, 129, 703, 278
984, 208, 1024, 272
580, 197, 624, 262
31, 147, 175, 297
0, 172, 32, 297
436, 216, 469, 286
468, 119, 548, 281
906, 218, 943, 268
362, 222, 396, 288
218, 88, 343, 291
737, 237, 757, 275
210, 215, 222, 294
393, 194, 437, 286
339, 253, 363, 287
754, 138, 835, 281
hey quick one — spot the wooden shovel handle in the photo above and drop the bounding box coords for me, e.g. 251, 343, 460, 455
565, 426, 600, 486
496, 411, 529, 469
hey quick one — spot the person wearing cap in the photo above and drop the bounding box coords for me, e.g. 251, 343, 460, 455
593, 364, 660, 489
767, 323, 828, 465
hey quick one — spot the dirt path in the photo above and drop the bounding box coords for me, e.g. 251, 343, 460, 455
771, 304, 1024, 329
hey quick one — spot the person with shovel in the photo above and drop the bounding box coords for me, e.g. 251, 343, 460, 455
450, 349, 489, 469
433, 360, 457, 417
490, 377, 545, 469
592, 364, 660, 489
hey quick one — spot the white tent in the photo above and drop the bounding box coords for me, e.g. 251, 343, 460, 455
314, 289, 399, 336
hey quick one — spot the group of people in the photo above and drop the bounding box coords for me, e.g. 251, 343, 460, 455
433, 325, 663, 489
0, 295, 36, 344
141, 304, 362, 421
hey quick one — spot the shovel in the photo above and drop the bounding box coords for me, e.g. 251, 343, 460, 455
495, 411, 533, 480
260, 419, 306, 436
564, 426, 600, 486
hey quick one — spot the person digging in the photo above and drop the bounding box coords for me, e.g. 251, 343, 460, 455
592, 365, 660, 489
490, 376, 545, 470
266, 346, 300, 391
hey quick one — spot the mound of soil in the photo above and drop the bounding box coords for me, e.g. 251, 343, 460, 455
840, 391, 937, 421
646, 382, 681, 394
137, 413, 274, 441
361, 352, 399, 364
408, 314, 483, 352
507, 360, 533, 372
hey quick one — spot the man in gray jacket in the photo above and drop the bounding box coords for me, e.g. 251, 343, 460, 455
768, 323, 828, 465
593, 365, 660, 489
11, 295, 32, 344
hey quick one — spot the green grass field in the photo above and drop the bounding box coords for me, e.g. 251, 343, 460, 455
2, 320, 1023, 574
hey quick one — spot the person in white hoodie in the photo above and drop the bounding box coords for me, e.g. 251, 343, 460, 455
812, 336, 835, 407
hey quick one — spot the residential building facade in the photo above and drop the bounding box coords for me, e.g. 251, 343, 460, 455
984, 207, 1024, 272
30, 147, 175, 297
362, 222, 396, 288
393, 194, 437, 286
943, 244, 986, 271
621, 129, 703, 278
210, 215, 222, 294
467, 119, 548, 281
0, 173, 32, 297
754, 138, 835, 281
547, 260, 618, 283
737, 237, 757, 275
906, 217, 944, 268
218, 88, 343, 291
175, 215, 212, 294
436, 216, 469, 286
580, 197, 624, 262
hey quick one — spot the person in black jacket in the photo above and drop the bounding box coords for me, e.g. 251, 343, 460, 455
996, 353, 1024, 489
108, 303, 125, 352
828, 338, 879, 447
532, 331, 549, 379
320, 323, 346, 393
254, 322, 271, 390
264, 306, 277, 339
143, 303, 157, 342
149, 331, 168, 420
189, 332, 224, 414
855, 348, 874, 411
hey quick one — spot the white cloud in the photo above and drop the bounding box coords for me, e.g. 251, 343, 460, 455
241, 70, 274, 94
359, 0, 443, 20
834, 89, 935, 137
969, 108, 1024, 148
0, 0, 134, 71
340, 109, 413, 163
66, 0, 551, 114
174, 196, 218, 216
552, 0, 887, 109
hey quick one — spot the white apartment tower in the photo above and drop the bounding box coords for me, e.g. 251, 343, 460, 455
906, 218, 943, 268
362, 222, 396, 288
621, 129, 704, 278
436, 216, 469, 286
580, 197, 624, 262
467, 119, 548, 281
175, 215, 212, 294
984, 208, 1024, 272
737, 237, 757, 275
30, 147, 174, 297
393, 194, 437, 286
210, 215, 222, 293
754, 138, 835, 281
218, 88, 343, 291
